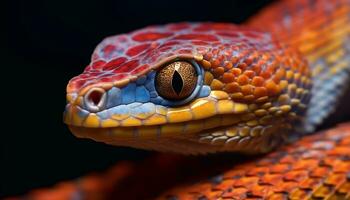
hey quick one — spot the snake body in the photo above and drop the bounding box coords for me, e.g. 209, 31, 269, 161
64, 0, 350, 155
9, 0, 350, 199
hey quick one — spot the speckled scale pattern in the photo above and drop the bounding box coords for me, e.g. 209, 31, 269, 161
158, 123, 350, 200
248, 0, 350, 132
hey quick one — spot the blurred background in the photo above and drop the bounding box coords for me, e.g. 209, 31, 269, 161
3, 0, 350, 198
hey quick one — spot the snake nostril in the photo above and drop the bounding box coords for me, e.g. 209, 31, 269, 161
84, 88, 106, 112
89, 90, 103, 105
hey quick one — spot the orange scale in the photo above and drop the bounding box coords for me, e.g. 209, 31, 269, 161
231, 68, 242, 76
223, 187, 248, 199
267, 65, 277, 73
270, 60, 279, 68
213, 67, 225, 76
265, 80, 281, 96
222, 72, 235, 83
332, 162, 350, 173
243, 70, 255, 78
246, 166, 269, 176
254, 87, 268, 98
275, 68, 286, 78
339, 137, 350, 145
269, 164, 290, 174
211, 59, 221, 68
251, 76, 265, 86
241, 85, 254, 95
272, 76, 281, 84
272, 181, 298, 193
283, 170, 309, 182
232, 177, 259, 188
260, 71, 271, 79
327, 146, 350, 156
237, 75, 250, 85
224, 82, 241, 93
288, 188, 310, 199
299, 178, 322, 190
212, 179, 235, 191
259, 174, 284, 186
224, 61, 233, 70
292, 159, 319, 171
251, 64, 262, 74
250, 185, 274, 198
237, 63, 248, 70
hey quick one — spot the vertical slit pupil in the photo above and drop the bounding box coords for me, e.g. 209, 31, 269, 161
172, 70, 183, 95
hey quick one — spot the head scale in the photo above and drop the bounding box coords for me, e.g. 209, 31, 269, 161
64, 22, 311, 154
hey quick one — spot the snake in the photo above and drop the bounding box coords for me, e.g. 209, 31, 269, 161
9, 0, 350, 199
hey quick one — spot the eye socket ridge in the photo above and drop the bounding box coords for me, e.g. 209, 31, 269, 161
155, 59, 203, 106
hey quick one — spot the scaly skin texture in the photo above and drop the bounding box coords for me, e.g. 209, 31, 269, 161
8, 0, 350, 199
65, 22, 312, 154
7, 123, 350, 199
157, 123, 350, 200
248, 0, 350, 132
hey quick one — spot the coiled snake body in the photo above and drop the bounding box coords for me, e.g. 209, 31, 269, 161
11, 0, 350, 199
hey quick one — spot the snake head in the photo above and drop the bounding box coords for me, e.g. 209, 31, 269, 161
64, 23, 311, 154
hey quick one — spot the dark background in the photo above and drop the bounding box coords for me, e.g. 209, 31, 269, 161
3, 0, 350, 198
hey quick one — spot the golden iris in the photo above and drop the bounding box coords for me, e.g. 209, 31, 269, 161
156, 61, 197, 100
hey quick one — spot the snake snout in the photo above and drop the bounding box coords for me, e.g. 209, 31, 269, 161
84, 88, 107, 112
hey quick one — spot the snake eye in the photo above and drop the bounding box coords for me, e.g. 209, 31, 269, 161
156, 61, 198, 100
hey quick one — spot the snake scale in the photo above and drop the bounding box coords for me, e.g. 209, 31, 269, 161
8, 0, 350, 199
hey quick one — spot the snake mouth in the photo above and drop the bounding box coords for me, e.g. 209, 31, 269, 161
67, 110, 285, 154
68, 112, 238, 138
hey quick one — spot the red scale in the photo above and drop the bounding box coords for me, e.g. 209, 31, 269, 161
66, 22, 267, 93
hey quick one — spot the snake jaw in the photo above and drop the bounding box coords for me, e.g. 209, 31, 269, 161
64, 87, 292, 154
